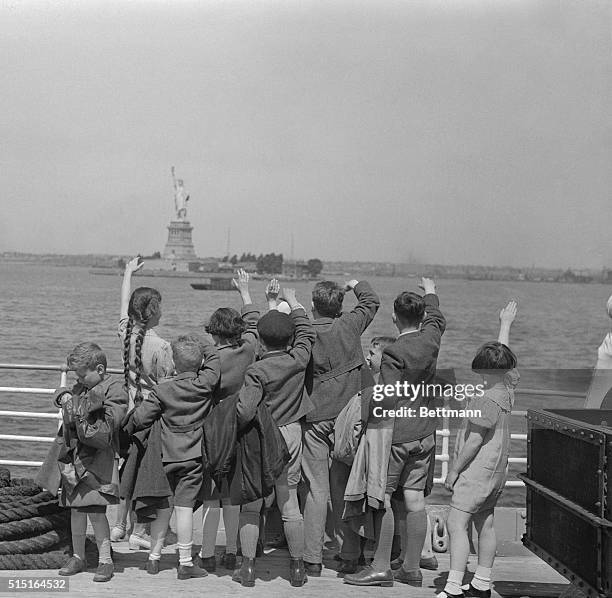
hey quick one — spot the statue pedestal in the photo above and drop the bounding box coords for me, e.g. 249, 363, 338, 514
162, 220, 197, 261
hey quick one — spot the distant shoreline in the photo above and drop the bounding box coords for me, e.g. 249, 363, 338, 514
1, 251, 610, 284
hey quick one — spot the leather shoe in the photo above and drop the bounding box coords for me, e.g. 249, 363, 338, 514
394, 568, 423, 587
194, 554, 216, 572
462, 583, 491, 598
93, 562, 114, 582
304, 561, 322, 577
221, 552, 236, 570
420, 555, 439, 570
143, 559, 160, 575
177, 563, 208, 579
58, 556, 86, 576
343, 565, 394, 587
232, 557, 256, 587
337, 559, 358, 574
289, 558, 308, 587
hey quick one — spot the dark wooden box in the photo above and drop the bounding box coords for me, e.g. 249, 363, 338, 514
521, 409, 612, 597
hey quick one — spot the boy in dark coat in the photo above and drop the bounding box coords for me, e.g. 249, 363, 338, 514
124, 336, 220, 579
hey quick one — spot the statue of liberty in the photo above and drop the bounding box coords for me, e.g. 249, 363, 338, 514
171, 166, 190, 221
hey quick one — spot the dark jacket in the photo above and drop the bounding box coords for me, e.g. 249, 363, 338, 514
305, 281, 380, 423
214, 304, 260, 403
125, 345, 220, 462
236, 307, 315, 427
202, 396, 289, 505
379, 293, 446, 444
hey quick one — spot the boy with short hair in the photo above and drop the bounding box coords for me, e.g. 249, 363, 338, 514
345, 277, 445, 587
51, 342, 127, 583
302, 279, 380, 575
234, 288, 315, 588
124, 335, 220, 579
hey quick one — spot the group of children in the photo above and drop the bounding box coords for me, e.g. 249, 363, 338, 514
43, 256, 520, 596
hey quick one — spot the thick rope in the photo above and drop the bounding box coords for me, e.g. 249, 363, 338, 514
0, 500, 64, 524
0, 530, 69, 555
0, 490, 55, 510
0, 485, 40, 498
0, 514, 69, 542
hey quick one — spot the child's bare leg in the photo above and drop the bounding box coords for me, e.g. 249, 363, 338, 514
444, 507, 471, 595
470, 508, 495, 592
421, 512, 434, 558
175, 506, 194, 566
88, 511, 112, 564
149, 507, 172, 561
71, 509, 88, 561
200, 504, 220, 559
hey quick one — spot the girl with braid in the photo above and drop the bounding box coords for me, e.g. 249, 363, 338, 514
110, 256, 175, 547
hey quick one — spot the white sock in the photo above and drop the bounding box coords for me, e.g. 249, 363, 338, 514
471, 565, 492, 591
177, 542, 193, 566
149, 552, 161, 561
444, 569, 464, 595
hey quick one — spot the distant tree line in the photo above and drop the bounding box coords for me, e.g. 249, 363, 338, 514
221, 252, 323, 276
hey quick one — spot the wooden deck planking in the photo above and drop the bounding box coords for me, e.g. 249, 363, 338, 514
0, 546, 570, 598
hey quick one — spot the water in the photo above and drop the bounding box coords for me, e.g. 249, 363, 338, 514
1, 262, 611, 504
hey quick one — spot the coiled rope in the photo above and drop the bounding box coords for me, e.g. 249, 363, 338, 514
0, 468, 97, 569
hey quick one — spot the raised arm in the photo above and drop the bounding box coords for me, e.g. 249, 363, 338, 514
419, 278, 446, 339
232, 268, 252, 306
343, 280, 380, 334
120, 257, 143, 320
283, 288, 315, 368
265, 279, 280, 311
497, 300, 517, 346
236, 368, 265, 427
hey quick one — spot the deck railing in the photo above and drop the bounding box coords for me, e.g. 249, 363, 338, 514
0, 363, 585, 487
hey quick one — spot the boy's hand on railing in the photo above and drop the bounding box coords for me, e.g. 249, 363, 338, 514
418, 277, 436, 295
125, 256, 144, 274
499, 300, 518, 325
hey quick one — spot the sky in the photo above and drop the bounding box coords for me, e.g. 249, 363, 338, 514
1, 0, 610, 268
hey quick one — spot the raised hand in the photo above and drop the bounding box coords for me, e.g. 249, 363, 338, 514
232, 268, 250, 294
418, 277, 436, 295
282, 287, 298, 308
125, 256, 144, 274
499, 300, 518, 326
344, 279, 359, 292
265, 279, 280, 303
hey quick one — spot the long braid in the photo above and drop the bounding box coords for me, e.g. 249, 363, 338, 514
122, 318, 133, 396
133, 326, 146, 406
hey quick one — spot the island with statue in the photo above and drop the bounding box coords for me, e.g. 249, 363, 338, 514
89, 167, 323, 287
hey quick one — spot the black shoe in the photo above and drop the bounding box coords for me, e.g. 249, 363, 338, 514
337, 559, 358, 574
232, 557, 256, 587
463, 583, 491, 598
143, 559, 160, 575
194, 554, 216, 573
289, 558, 308, 587
93, 562, 114, 582
420, 555, 439, 570
390, 557, 403, 571
304, 561, 322, 577
58, 556, 86, 576
344, 565, 394, 587
437, 591, 465, 598
394, 567, 423, 587
221, 552, 236, 570
177, 563, 208, 579
266, 533, 288, 549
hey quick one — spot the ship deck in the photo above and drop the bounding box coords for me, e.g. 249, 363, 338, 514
1, 543, 570, 598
